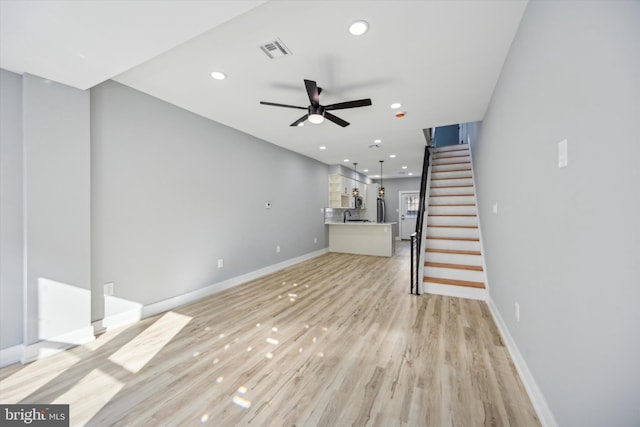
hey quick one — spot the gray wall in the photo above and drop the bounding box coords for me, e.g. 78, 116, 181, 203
22, 74, 92, 344
0, 70, 24, 349
91, 81, 328, 320
472, 1, 640, 426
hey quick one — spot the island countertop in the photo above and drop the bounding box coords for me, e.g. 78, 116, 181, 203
326, 222, 396, 256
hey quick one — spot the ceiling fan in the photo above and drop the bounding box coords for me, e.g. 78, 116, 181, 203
260, 79, 372, 127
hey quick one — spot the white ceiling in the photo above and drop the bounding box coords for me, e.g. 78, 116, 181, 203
0, 0, 527, 180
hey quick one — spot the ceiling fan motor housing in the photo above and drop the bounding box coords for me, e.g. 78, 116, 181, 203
309, 105, 325, 117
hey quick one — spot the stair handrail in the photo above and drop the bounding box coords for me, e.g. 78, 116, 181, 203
412, 131, 432, 294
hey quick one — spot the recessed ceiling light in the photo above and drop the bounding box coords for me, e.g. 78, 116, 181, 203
363, 169, 369, 172
344, 159, 350, 162
395, 111, 406, 118
389, 154, 396, 158
210, 71, 227, 80
319, 146, 326, 150
374, 139, 381, 144
390, 103, 402, 109
402, 166, 407, 169
349, 20, 369, 36
408, 172, 413, 176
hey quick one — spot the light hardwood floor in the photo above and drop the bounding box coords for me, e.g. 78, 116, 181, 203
0, 242, 540, 426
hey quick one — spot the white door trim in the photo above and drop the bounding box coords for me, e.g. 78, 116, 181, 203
398, 190, 420, 240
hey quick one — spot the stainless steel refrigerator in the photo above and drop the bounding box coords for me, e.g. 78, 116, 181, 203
376, 198, 385, 223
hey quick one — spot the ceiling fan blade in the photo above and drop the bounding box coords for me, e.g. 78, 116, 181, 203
324, 112, 350, 127
290, 115, 309, 127
324, 98, 372, 111
260, 101, 307, 110
304, 79, 320, 106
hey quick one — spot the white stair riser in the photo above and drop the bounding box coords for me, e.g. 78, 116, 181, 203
429, 205, 477, 215
432, 153, 470, 162
424, 266, 484, 282
431, 144, 470, 156
433, 156, 471, 165
432, 163, 472, 172
426, 238, 481, 252
431, 170, 472, 179
431, 178, 474, 187
430, 187, 475, 196
422, 282, 486, 300
425, 252, 483, 266
430, 195, 475, 205
427, 227, 479, 239
426, 216, 478, 227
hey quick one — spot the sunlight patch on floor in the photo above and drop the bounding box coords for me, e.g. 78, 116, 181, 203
52, 368, 123, 425
108, 311, 191, 373
0, 351, 80, 403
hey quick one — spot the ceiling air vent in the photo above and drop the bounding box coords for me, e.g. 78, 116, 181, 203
259, 38, 292, 60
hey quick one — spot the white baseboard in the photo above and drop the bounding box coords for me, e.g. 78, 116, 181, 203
21, 326, 95, 364
423, 282, 487, 301
0, 344, 24, 368
6, 250, 328, 366
487, 297, 558, 427
142, 248, 328, 319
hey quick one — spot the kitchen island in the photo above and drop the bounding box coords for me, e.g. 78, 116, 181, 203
327, 222, 396, 257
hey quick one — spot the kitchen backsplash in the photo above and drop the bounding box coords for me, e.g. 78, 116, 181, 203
324, 207, 365, 223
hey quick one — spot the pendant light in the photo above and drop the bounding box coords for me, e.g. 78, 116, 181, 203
352, 163, 359, 197
378, 160, 385, 198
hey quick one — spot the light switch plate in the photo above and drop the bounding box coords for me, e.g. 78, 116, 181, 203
558, 138, 568, 168
217, 259, 224, 268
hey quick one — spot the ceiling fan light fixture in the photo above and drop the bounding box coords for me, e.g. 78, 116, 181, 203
308, 114, 324, 124
349, 20, 369, 36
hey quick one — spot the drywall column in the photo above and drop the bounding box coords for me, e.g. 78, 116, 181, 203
22, 74, 92, 351
0, 70, 24, 353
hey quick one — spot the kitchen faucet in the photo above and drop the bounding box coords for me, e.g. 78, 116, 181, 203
343, 210, 352, 223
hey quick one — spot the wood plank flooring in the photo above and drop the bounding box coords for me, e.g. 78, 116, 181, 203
0, 242, 540, 426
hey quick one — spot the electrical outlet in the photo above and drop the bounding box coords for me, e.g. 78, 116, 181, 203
314, 237, 318, 244
276, 245, 281, 253
492, 202, 498, 215
104, 282, 114, 296
515, 302, 520, 323
218, 258, 224, 268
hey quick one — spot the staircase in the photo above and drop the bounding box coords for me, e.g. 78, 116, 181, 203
422, 143, 487, 300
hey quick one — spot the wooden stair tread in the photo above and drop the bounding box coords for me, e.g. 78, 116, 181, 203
428, 214, 477, 217
429, 204, 475, 206
434, 147, 469, 153
433, 154, 470, 160
430, 185, 474, 189
429, 193, 474, 197
432, 168, 471, 173
426, 248, 481, 255
427, 236, 480, 241
423, 276, 485, 289
425, 261, 483, 271
431, 177, 472, 181
428, 225, 478, 228
433, 161, 471, 166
